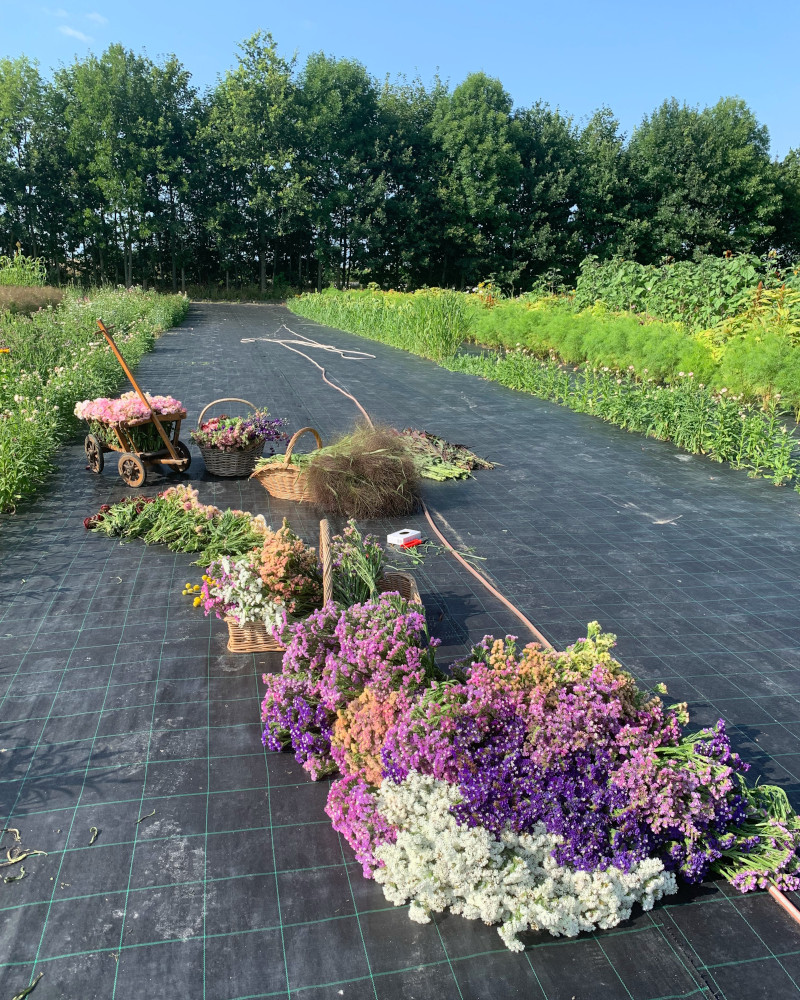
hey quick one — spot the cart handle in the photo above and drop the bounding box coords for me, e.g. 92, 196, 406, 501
196, 398, 258, 428
96, 318, 180, 462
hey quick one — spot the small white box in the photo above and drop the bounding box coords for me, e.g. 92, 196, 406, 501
387, 528, 422, 546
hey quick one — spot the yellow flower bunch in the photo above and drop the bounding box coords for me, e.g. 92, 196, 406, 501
182, 580, 204, 607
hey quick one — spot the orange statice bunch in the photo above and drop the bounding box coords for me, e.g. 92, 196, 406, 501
255, 518, 322, 616
331, 688, 411, 787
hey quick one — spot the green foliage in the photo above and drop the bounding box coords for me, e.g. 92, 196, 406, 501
0, 288, 189, 511
445, 352, 800, 488
469, 296, 717, 384
573, 253, 775, 329
627, 97, 780, 260
4, 37, 800, 296
0, 252, 46, 286
289, 288, 471, 360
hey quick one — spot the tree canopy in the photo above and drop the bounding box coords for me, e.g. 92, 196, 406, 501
1, 39, 798, 292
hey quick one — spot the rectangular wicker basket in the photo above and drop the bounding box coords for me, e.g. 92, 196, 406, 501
225, 617, 284, 653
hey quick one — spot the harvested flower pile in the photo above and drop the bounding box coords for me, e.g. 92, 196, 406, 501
84, 483, 266, 563
261, 614, 800, 950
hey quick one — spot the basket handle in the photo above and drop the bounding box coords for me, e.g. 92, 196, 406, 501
282, 426, 323, 468
196, 398, 258, 429
319, 518, 333, 606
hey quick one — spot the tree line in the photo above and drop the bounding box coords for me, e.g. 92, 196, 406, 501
2, 32, 800, 294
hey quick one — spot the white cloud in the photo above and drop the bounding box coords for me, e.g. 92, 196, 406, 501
86, 11, 108, 24
59, 24, 92, 41
43, 7, 70, 16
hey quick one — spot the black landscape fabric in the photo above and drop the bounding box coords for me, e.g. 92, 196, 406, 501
3, 303, 800, 999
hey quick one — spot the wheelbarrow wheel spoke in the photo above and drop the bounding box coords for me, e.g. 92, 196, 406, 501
118, 453, 146, 488
84, 434, 104, 474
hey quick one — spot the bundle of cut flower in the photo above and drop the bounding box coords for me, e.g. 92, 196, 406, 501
261, 616, 800, 950
188, 519, 323, 631
84, 484, 266, 564
74, 391, 183, 423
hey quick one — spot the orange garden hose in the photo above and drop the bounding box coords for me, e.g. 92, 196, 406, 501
245, 321, 800, 928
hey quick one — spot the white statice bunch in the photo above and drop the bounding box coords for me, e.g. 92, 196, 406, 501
374, 771, 677, 951
210, 554, 284, 629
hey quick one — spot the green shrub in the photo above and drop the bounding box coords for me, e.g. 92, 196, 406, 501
469, 298, 717, 384
0, 253, 47, 287
572, 253, 776, 330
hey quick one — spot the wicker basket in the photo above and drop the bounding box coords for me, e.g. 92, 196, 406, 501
318, 519, 423, 609
196, 398, 266, 478
377, 571, 422, 605
224, 616, 285, 653
250, 426, 322, 501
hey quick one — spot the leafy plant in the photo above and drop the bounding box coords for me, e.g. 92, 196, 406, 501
0, 252, 46, 287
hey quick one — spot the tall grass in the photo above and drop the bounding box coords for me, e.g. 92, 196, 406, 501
288, 288, 471, 361
0, 253, 47, 287
445, 351, 800, 489
0, 288, 189, 511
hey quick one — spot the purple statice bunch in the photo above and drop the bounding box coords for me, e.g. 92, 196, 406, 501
325, 775, 397, 877
381, 680, 466, 784
261, 594, 441, 779
612, 720, 752, 883
448, 706, 653, 872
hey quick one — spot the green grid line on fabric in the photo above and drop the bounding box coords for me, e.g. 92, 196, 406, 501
26, 543, 156, 983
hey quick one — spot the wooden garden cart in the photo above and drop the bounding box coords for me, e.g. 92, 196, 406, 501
83, 319, 192, 488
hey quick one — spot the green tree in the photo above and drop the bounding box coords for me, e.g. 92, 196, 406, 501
298, 53, 385, 289
431, 73, 522, 288
0, 57, 44, 257
205, 32, 301, 293
628, 97, 779, 261
573, 108, 636, 261
511, 103, 582, 289
373, 76, 448, 288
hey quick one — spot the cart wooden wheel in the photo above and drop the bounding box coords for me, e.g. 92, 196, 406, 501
118, 453, 147, 488
84, 434, 104, 473
173, 440, 192, 471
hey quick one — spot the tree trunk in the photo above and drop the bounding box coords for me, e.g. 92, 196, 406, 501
259, 254, 266, 294
317, 256, 322, 293
181, 266, 186, 294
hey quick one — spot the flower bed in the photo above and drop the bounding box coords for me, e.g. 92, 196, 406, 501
0, 287, 189, 510
261, 619, 800, 950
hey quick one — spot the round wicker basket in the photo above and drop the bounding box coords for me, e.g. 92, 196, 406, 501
250, 426, 322, 501
196, 398, 266, 478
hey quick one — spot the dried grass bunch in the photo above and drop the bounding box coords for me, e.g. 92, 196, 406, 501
306, 423, 420, 518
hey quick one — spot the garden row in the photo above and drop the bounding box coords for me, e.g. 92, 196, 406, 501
288, 262, 800, 488
0, 287, 189, 511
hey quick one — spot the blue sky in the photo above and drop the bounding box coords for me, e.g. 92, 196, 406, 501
2, 0, 797, 158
